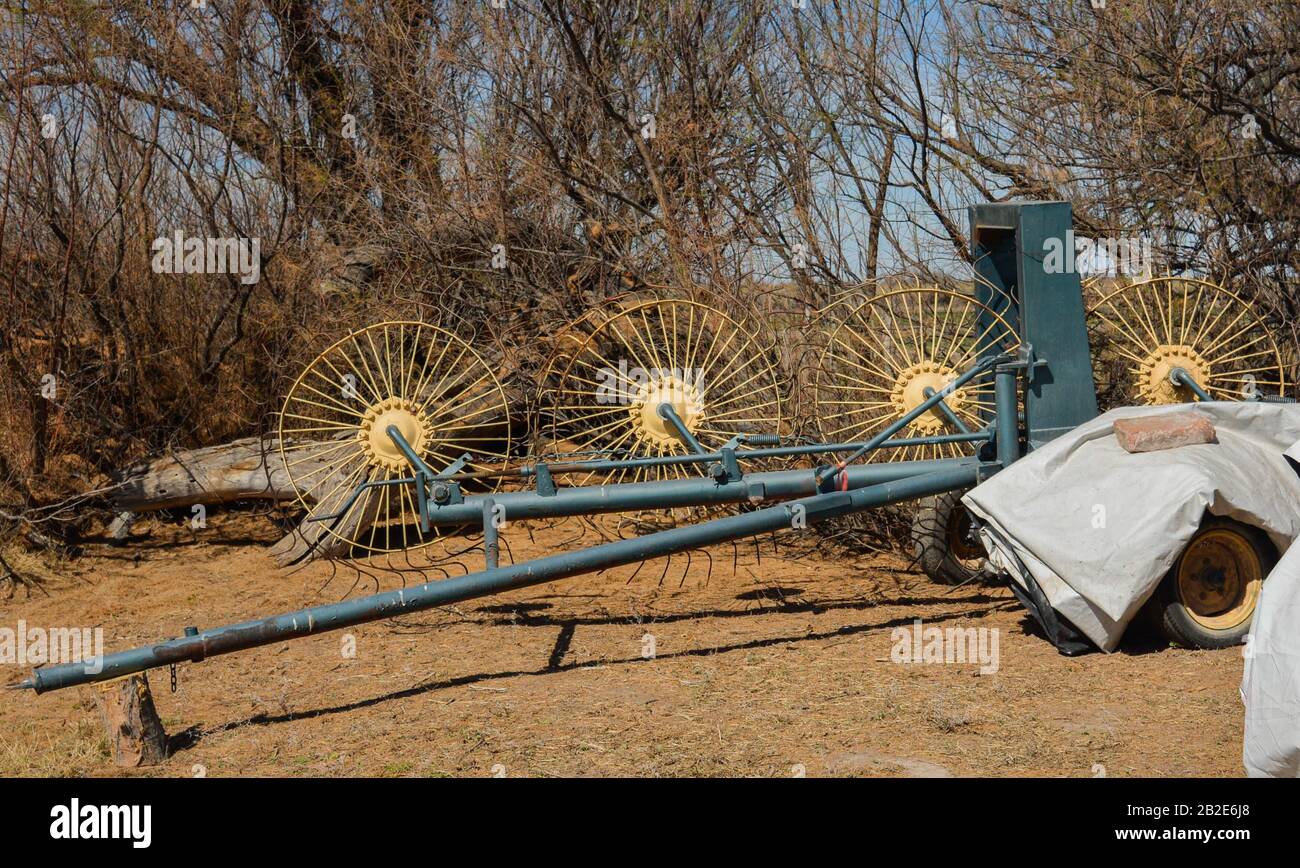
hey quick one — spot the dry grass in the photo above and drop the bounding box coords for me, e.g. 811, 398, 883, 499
0, 514, 1250, 778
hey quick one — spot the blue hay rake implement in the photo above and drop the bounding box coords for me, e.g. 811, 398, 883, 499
14, 201, 1290, 693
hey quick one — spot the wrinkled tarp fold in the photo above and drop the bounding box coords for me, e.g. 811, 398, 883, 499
1241, 437, 1300, 777
962, 402, 1300, 652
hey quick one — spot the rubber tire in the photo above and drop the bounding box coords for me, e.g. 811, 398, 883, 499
911, 489, 986, 585
1149, 517, 1277, 649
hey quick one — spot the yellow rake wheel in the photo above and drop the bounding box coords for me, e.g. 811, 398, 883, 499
539, 299, 784, 487
528, 292, 638, 455
1088, 276, 1286, 405
278, 321, 512, 555
812, 288, 1020, 461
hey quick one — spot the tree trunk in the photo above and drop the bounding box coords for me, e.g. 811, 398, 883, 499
113, 437, 303, 512
111, 436, 375, 564
88, 674, 168, 767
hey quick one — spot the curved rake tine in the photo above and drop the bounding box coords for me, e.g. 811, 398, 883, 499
624, 559, 646, 586
443, 537, 485, 559
350, 559, 385, 597
336, 561, 364, 601
554, 523, 589, 549
441, 559, 470, 577
698, 546, 714, 586
313, 558, 343, 598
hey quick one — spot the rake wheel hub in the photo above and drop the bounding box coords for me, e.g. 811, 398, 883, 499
357, 397, 432, 472
629, 374, 705, 448
1139, 344, 1212, 404
891, 361, 963, 435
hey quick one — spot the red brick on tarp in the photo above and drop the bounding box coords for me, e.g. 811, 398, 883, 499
1114, 412, 1218, 454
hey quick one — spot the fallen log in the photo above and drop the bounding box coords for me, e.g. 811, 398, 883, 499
110, 436, 365, 564
111, 423, 520, 565
112, 437, 301, 512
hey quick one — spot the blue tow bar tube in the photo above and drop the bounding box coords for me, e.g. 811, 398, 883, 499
12, 349, 1024, 695
15, 462, 992, 694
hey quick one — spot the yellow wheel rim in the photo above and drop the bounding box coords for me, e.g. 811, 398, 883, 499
812, 288, 1020, 462
278, 321, 512, 554
1175, 528, 1263, 630
539, 299, 784, 487
1088, 277, 1286, 405
945, 504, 984, 565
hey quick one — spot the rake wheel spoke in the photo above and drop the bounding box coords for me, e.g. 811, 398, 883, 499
812, 288, 1020, 463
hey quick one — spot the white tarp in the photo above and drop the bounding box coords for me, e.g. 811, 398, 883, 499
1242, 541, 1300, 777
1241, 438, 1300, 777
962, 402, 1300, 652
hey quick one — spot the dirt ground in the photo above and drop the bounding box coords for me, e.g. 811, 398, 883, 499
0, 511, 1249, 777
